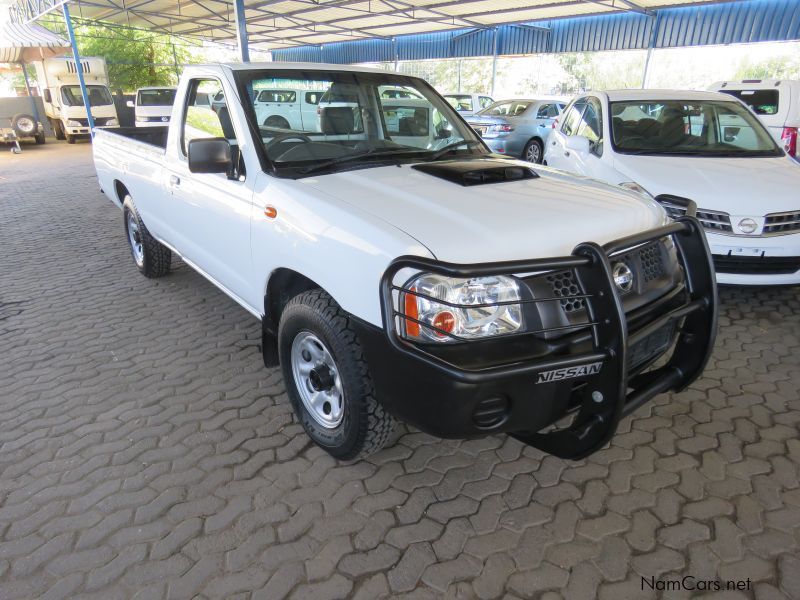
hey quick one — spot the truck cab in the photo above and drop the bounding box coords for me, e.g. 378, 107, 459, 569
34, 56, 119, 143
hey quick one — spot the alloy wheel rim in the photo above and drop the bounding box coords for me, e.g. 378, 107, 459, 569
527, 143, 540, 163
291, 331, 345, 429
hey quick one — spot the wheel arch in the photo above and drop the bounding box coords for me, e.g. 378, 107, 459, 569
114, 180, 131, 206
261, 267, 328, 366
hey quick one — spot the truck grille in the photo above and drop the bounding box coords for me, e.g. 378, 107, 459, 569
764, 211, 800, 235
547, 271, 585, 313
72, 117, 112, 126
637, 242, 666, 282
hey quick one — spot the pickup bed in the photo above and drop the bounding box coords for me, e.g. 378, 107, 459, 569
93, 63, 718, 460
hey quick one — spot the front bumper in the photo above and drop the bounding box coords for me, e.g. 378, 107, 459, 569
707, 231, 800, 285
369, 217, 717, 459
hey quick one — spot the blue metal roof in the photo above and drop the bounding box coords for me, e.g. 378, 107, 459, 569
273, 0, 800, 64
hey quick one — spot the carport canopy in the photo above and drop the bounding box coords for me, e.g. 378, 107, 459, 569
9, 0, 732, 52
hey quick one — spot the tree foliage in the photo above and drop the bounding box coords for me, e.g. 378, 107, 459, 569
68, 25, 196, 92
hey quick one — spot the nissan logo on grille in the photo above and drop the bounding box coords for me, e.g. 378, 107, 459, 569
612, 261, 634, 293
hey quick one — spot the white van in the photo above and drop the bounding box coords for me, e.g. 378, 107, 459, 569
708, 79, 800, 162
128, 87, 177, 127
253, 89, 324, 130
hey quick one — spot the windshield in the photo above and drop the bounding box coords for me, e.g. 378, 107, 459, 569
480, 100, 532, 117
234, 70, 484, 175
137, 88, 176, 106
610, 100, 782, 156
61, 85, 113, 107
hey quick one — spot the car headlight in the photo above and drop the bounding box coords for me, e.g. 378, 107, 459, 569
619, 182, 654, 200
400, 274, 523, 342
107, 118, 119, 127
66, 120, 82, 127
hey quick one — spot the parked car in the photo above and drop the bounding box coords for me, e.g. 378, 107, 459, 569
128, 87, 177, 127
92, 63, 716, 460
443, 92, 494, 116
466, 98, 566, 163
708, 79, 799, 162
545, 89, 800, 285
253, 88, 325, 130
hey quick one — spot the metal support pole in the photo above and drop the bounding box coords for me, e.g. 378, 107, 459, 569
490, 29, 498, 97
641, 14, 659, 89
171, 43, 180, 80
233, 0, 250, 63
20, 62, 43, 127
393, 38, 399, 72
63, 2, 95, 135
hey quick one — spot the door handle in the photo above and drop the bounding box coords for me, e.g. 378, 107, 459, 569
169, 175, 180, 187
564, 151, 571, 157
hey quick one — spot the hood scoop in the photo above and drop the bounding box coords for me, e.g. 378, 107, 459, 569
412, 158, 539, 186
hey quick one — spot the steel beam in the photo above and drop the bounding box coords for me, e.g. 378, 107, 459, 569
233, 0, 250, 62
62, 2, 96, 135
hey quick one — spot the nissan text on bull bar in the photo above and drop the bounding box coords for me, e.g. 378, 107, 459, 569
91, 63, 718, 460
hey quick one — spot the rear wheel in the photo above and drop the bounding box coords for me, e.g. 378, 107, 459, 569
279, 289, 396, 460
523, 138, 544, 164
11, 114, 36, 138
122, 196, 171, 278
34, 132, 46, 145
264, 115, 290, 129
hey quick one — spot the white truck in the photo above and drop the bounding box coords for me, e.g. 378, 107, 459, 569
34, 56, 119, 143
92, 63, 717, 460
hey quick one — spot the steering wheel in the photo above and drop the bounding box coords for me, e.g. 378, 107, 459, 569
265, 132, 312, 148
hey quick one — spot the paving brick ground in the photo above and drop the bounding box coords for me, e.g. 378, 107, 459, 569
1, 141, 799, 599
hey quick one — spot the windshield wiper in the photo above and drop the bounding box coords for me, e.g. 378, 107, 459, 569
297, 147, 424, 175
425, 140, 483, 161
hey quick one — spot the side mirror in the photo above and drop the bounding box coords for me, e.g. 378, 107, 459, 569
188, 138, 233, 177
565, 134, 591, 154
43, 89, 52, 103
126, 100, 134, 108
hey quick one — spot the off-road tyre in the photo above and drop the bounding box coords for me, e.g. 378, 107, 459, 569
278, 289, 396, 460
122, 195, 171, 278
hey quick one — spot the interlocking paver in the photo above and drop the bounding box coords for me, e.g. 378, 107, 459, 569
1, 143, 799, 599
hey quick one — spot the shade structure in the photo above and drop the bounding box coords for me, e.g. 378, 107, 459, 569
7, 0, 740, 51
1, 6, 70, 62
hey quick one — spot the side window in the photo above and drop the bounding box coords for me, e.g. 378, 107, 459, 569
577, 97, 603, 155
537, 104, 555, 119
305, 92, 322, 105
182, 78, 237, 157
479, 96, 494, 109
561, 99, 587, 136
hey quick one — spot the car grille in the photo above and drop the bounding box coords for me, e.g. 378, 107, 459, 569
713, 255, 800, 275
764, 211, 800, 235
696, 209, 732, 232
638, 242, 666, 282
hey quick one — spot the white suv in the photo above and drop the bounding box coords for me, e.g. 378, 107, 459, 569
545, 89, 800, 285
708, 79, 799, 162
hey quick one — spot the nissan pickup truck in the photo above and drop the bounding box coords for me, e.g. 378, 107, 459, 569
93, 63, 718, 460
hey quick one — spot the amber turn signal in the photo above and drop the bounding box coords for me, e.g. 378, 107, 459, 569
264, 206, 278, 219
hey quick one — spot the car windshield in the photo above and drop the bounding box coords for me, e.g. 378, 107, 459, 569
610, 100, 782, 157
137, 88, 176, 106
234, 70, 484, 175
61, 85, 113, 107
480, 101, 531, 117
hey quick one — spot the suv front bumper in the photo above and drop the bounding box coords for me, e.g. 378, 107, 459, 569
361, 217, 717, 460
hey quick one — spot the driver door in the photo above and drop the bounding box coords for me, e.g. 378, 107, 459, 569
164, 77, 256, 307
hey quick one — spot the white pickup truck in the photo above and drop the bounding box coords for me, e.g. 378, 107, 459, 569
93, 63, 718, 460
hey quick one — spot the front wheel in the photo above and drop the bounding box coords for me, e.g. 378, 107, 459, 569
523, 139, 544, 164
278, 290, 396, 460
66, 134, 76, 144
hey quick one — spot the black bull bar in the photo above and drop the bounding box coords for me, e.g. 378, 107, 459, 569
379, 216, 718, 459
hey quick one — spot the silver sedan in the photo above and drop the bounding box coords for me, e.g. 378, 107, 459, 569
466, 99, 566, 163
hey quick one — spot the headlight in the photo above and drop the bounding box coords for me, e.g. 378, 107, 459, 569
66, 120, 82, 127
400, 274, 522, 342
107, 118, 119, 127
619, 182, 654, 201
